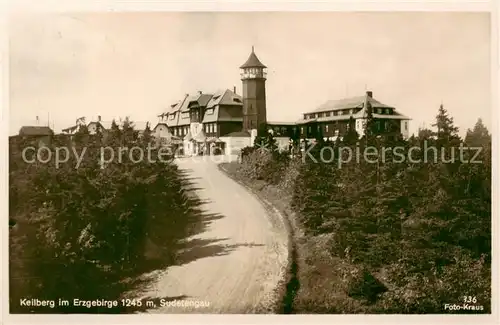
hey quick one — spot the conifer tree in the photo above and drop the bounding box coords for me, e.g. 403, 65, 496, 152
142, 122, 153, 146
363, 100, 377, 144
465, 118, 490, 148
344, 116, 360, 146
108, 119, 122, 146
432, 104, 460, 146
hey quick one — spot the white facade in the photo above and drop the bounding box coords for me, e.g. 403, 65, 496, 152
401, 119, 410, 140
220, 136, 252, 155
355, 118, 365, 137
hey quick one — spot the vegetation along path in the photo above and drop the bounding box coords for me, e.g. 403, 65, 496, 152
139, 155, 289, 313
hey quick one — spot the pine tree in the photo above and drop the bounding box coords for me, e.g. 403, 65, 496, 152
465, 118, 490, 148
363, 100, 377, 144
108, 119, 122, 146
432, 104, 460, 146
142, 122, 153, 146
121, 117, 137, 145
344, 116, 360, 146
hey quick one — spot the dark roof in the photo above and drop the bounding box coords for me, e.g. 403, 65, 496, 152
19, 126, 54, 136
240, 47, 267, 69
227, 131, 251, 137
311, 94, 393, 114
198, 94, 213, 107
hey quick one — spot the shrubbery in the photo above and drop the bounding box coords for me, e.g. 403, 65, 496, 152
233, 109, 491, 313
9, 119, 197, 313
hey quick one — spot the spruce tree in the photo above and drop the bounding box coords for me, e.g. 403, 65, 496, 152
108, 119, 122, 147
432, 104, 460, 146
344, 116, 360, 146
142, 122, 153, 146
465, 118, 490, 148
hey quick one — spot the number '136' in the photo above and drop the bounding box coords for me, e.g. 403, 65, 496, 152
463, 296, 477, 303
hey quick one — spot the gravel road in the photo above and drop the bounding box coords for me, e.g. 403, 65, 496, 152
140, 156, 289, 313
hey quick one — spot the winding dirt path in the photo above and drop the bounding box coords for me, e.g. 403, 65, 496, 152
141, 156, 288, 313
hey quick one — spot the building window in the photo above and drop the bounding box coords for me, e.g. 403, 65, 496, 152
214, 124, 217, 133
325, 125, 329, 133
301, 127, 304, 134
405, 121, 408, 131
325, 112, 330, 117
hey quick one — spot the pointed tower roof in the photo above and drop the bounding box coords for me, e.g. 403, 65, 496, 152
240, 46, 267, 69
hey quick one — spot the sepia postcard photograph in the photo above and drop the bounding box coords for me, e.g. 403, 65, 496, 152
4, 4, 497, 322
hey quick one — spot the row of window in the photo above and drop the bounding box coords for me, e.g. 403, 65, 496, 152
305, 109, 354, 120
299, 120, 405, 134
173, 126, 190, 137
204, 123, 218, 134
306, 107, 394, 120
170, 123, 219, 137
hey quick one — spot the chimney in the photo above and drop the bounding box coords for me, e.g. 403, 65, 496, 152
366, 91, 373, 98
198, 90, 202, 95
98, 115, 101, 122
233, 86, 236, 94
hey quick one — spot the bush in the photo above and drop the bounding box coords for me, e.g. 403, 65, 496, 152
9, 121, 197, 313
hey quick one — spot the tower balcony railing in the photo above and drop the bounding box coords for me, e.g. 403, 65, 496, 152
240, 71, 267, 80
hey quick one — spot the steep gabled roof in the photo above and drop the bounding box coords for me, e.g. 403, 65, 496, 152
198, 94, 213, 107
240, 47, 267, 69
206, 89, 242, 108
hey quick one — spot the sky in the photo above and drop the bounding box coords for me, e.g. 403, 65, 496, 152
8, 12, 491, 136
